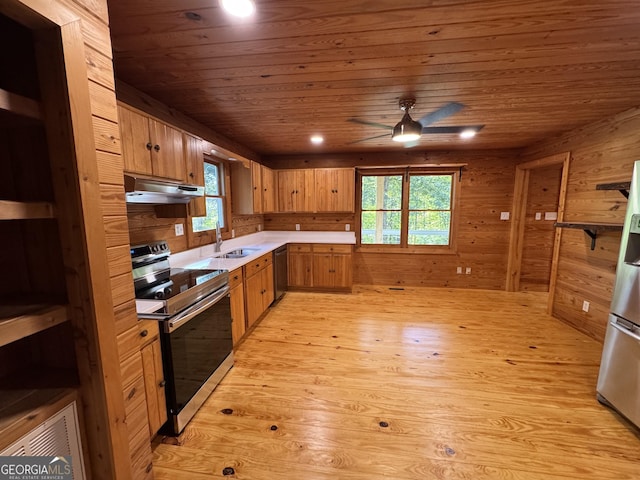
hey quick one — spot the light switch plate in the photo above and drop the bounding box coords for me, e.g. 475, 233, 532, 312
582, 300, 590, 312
175, 223, 184, 236
295, 224, 301, 231
456, 267, 462, 274
500, 212, 510, 221
545, 211, 558, 221
535, 212, 542, 220
345, 224, 351, 231
465, 267, 471, 274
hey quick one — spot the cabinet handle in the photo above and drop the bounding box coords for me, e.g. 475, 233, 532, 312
189, 172, 194, 178
154, 144, 160, 152
140, 329, 148, 337
127, 387, 136, 400
146, 142, 152, 150
159, 380, 166, 388
233, 275, 239, 280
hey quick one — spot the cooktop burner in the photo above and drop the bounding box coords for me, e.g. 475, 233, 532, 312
136, 268, 226, 301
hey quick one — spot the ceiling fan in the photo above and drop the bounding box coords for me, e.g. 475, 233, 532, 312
348, 98, 484, 147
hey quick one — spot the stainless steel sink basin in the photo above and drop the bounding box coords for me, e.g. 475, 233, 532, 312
217, 248, 259, 259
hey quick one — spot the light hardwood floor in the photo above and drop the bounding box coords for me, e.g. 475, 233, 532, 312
153, 286, 640, 479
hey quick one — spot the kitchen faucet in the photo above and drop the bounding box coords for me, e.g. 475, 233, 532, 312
214, 221, 223, 252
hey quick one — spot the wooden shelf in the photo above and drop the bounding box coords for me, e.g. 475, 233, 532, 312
0, 303, 69, 348
0, 200, 56, 220
0, 387, 77, 451
596, 181, 631, 199
554, 221, 623, 250
0, 88, 42, 121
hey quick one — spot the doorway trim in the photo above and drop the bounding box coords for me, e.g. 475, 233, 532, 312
506, 152, 570, 310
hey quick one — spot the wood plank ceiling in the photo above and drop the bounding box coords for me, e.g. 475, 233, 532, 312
107, 0, 640, 155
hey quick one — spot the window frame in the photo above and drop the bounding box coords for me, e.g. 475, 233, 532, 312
355, 167, 460, 254
188, 156, 232, 247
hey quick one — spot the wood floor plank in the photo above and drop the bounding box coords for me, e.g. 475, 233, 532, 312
152, 286, 640, 479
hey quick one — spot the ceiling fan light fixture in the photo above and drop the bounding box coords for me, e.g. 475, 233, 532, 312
392, 112, 423, 143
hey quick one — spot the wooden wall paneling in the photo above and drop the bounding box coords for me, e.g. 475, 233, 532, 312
114, 300, 138, 336
103, 215, 131, 247
27, 9, 131, 479
96, 150, 125, 185
519, 165, 563, 291
92, 115, 120, 153
127, 203, 188, 252
264, 213, 355, 231
232, 214, 264, 238
520, 107, 638, 342
85, 45, 115, 89
88, 79, 118, 121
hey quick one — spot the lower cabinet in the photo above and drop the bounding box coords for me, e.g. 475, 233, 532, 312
229, 268, 246, 346
138, 320, 167, 436
244, 252, 275, 328
289, 244, 352, 291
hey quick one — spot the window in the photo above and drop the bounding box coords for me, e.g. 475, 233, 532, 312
192, 160, 226, 233
358, 168, 458, 251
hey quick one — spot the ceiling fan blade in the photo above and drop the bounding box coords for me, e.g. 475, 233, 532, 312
417, 102, 465, 127
421, 125, 485, 134
348, 118, 393, 130
346, 132, 391, 144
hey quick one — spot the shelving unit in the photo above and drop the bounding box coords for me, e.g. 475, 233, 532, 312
0, 303, 69, 348
0, 87, 42, 121
596, 181, 631, 199
554, 222, 623, 250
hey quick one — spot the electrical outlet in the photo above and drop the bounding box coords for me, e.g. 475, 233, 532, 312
582, 300, 590, 312
500, 212, 510, 221
174, 223, 184, 236
545, 211, 558, 221
465, 267, 471, 275
535, 212, 542, 220
295, 223, 301, 231
456, 267, 462, 274
231, 229, 235, 238
345, 224, 351, 231
258, 224, 262, 232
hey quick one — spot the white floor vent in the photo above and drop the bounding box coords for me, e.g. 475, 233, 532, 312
1, 401, 86, 479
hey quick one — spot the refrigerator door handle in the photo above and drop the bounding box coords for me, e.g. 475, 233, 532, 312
610, 318, 640, 342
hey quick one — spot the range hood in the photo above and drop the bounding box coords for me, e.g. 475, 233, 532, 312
124, 174, 204, 204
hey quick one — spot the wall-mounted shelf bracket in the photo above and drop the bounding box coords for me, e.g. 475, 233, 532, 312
554, 222, 623, 250
596, 182, 631, 199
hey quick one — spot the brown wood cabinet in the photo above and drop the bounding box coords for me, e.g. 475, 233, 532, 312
314, 168, 355, 212
229, 268, 246, 346
288, 244, 352, 291
288, 244, 313, 287
184, 132, 206, 217
277, 169, 315, 212
231, 161, 276, 215
261, 165, 277, 213
244, 253, 275, 328
137, 320, 166, 437
119, 104, 185, 181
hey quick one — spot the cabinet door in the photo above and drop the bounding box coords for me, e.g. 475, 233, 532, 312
245, 271, 264, 329
315, 168, 355, 212
230, 284, 246, 346
277, 169, 297, 212
141, 339, 167, 436
262, 165, 276, 213
314, 169, 333, 212
332, 253, 352, 288
184, 133, 206, 217
262, 263, 275, 309
312, 253, 334, 288
118, 105, 153, 176
288, 250, 313, 287
297, 169, 316, 212
149, 118, 185, 181
251, 161, 263, 214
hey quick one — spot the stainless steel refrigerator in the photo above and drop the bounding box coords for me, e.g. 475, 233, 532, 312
597, 160, 640, 428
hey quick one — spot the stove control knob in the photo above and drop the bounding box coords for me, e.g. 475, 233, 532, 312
154, 290, 165, 299
164, 286, 172, 297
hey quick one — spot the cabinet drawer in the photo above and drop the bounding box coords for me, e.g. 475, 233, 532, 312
244, 252, 273, 277
138, 320, 159, 347
229, 268, 243, 289
313, 244, 352, 254
289, 243, 312, 253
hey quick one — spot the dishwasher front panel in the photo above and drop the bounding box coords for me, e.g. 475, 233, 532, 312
597, 314, 640, 428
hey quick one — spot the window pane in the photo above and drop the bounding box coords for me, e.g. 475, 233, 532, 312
408, 211, 450, 245
361, 175, 402, 210
204, 162, 220, 195
192, 197, 224, 232
409, 175, 452, 210
361, 211, 401, 244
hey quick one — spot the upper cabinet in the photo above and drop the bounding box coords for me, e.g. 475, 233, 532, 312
118, 104, 185, 182
277, 169, 315, 213
183, 133, 206, 217
231, 161, 276, 215
314, 168, 355, 212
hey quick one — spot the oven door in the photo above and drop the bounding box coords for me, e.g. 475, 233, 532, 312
160, 285, 233, 434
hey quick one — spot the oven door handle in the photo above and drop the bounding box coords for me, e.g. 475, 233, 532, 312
167, 285, 230, 333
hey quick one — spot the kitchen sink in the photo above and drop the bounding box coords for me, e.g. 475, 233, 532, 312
217, 248, 260, 259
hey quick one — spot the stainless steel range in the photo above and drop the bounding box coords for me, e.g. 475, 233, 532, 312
131, 240, 234, 435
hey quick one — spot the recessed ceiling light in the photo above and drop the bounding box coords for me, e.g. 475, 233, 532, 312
310, 135, 324, 145
220, 0, 255, 18
460, 129, 477, 139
